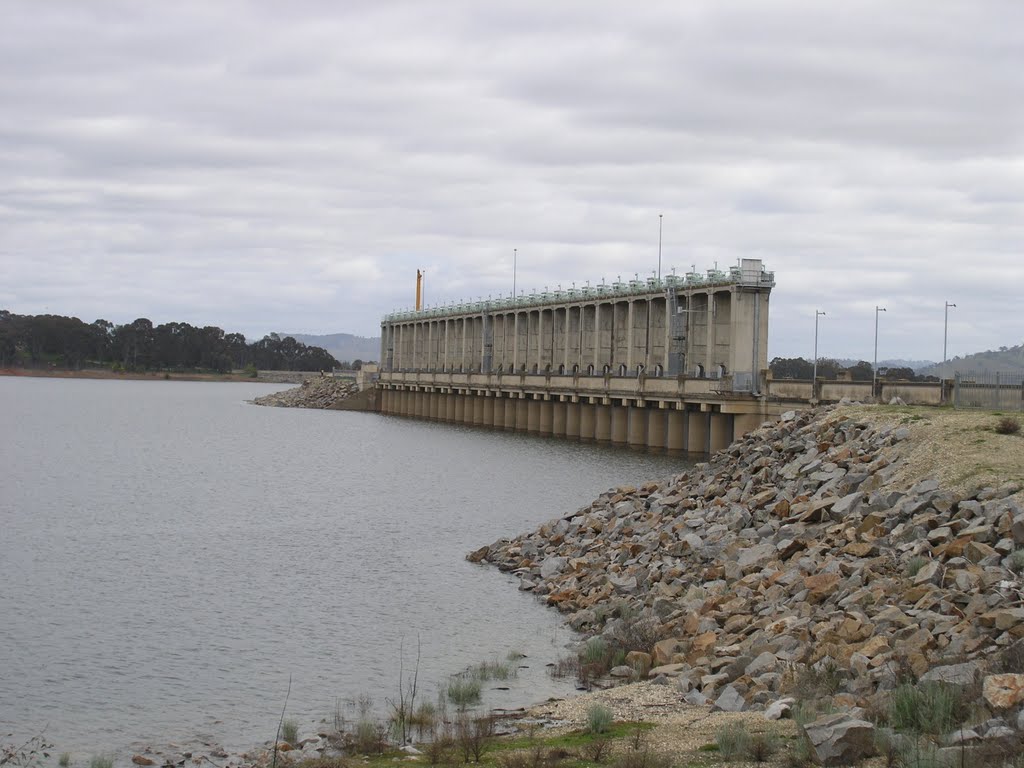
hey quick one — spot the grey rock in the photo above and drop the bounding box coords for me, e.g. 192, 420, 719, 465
713, 685, 746, 712
920, 662, 980, 687
539, 557, 567, 579
683, 689, 709, 706
804, 713, 876, 766
763, 697, 795, 720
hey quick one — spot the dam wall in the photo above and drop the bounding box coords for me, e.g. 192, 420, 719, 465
376, 260, 778, 454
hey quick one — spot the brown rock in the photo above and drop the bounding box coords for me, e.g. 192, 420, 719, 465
983, 674, 1024, 709
132, 757, 155, 766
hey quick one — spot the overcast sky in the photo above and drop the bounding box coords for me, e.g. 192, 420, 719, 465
2, 1, 1021, 361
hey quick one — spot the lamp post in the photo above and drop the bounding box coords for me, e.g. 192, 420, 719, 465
512, 248, 517, 299
873, 306, 886, 397
657, 214, 663, 281
943, 301, 956, 375
812, 310, 825, 399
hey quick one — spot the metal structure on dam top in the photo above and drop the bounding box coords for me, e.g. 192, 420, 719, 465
374, 260, 779, 454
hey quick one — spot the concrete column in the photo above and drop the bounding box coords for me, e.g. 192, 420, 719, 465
454, 393, 466, 423
595, 402, 612, 443
380, 388, 390, 414
627, 405, 647, 449
515, 398, 528, 432
579, 402, 596, 441
710, 412, 733, 453
445, 392, 456, 422
687, 409, 709, 455
733, 413, 765, 441
504, 397, 517, 431
472, 393, 485, 425
552, 401, 567, 437
427, 392, 438, 420
611, 403, 629, 445
565, 401, 580, 439
492, 396, 505, 428
648, 407, 667, 452
540, 400, 554, 435
483, 396, 496, 428
527, 399, 541, 433
667, 408, 685, 451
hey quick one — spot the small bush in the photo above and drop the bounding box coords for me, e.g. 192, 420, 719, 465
581, 738, 613, 763
747, 732, 779, 763
715, 723, 752, 760
58, 755, 71, 768
456, 714, 493, 763
547, 655, 579, 679
610, 748, 671, 768
906, 556, 929, 577
352, 719, 380, 754
88, 758, 113, 768
995, 416, 1021, 435
1007, 550, 1024, 575
587, 704, 614, 735
280, 718, 300, 745
448, 675, 482, 709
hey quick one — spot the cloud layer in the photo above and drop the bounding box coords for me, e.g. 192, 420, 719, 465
2, 0, 1022, 361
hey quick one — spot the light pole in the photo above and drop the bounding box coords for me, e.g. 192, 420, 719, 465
512, 248, 517, 299
943, 301, 956, 375
657, 214, 663, 281
873, 306, 886, 396
812, 310, 825, 398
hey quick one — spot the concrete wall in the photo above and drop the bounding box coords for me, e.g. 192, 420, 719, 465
381, 263, 775, 386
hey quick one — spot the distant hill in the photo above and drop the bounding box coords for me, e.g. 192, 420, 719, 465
279, 333, 380, 365
919, 343, 1024, 379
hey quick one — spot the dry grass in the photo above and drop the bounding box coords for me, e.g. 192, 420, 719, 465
841, 405, 1024, 501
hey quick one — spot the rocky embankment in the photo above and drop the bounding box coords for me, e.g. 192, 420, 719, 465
470, 406, 1024, 759
253, 377, 359, 408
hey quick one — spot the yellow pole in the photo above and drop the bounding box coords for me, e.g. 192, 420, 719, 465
415, 269, 423, 311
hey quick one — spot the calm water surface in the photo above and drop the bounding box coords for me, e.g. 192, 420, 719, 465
0, 377, 689, 759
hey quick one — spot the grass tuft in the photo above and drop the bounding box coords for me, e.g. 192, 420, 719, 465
280, 718, 300, 745
586, 704, 614, 735
715, 723, 751, 760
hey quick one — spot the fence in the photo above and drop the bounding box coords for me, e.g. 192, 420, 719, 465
953, 371, 1024, 411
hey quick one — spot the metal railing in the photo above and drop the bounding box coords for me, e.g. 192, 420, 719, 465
954, 371, 1024, 411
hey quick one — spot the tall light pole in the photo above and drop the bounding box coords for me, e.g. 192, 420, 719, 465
657, 214, 663, 281
512, 248, 517, 299
812, 310, 825, 398
873, 306, 886, 396
943, 301, 956, 374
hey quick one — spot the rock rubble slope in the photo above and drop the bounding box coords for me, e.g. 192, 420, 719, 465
253, 377, 359, 408
471, 406, 1024, 714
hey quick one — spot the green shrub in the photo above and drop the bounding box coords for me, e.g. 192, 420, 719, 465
58, 755, 71, 768
587, 704, 614, 735
715, 723, 751, 760
88, 758, 113, 768
447, 675, 482, 709
280, 718, 300, 745
244, 363, 258, 378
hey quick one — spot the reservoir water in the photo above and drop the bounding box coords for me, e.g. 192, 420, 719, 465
0, 377, 690, 759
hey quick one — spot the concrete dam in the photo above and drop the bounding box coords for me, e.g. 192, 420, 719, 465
374, 259, 795, 454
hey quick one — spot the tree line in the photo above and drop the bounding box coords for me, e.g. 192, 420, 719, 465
0, 311, 339, 373
769, 356, 939, 382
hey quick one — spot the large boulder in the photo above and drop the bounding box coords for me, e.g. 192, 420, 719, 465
803, 712, 876, 766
